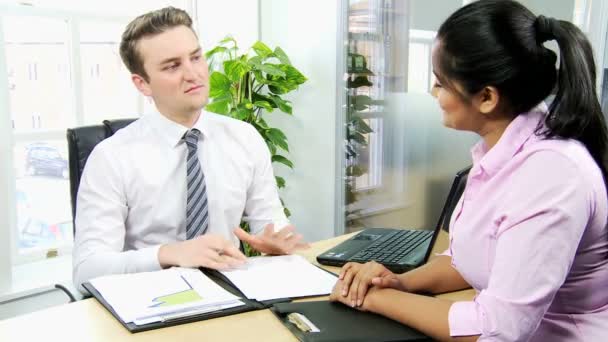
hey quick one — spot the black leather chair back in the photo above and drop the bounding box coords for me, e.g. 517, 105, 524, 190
66, 119, 136, 233
441, 166, 471, 232
103, 118, 136, 135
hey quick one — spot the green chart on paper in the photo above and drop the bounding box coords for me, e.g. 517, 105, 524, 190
150, 289, 203, 307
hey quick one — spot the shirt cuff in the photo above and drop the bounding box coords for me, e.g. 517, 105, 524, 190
136, 244, 163, 272
448, 301, 483, 337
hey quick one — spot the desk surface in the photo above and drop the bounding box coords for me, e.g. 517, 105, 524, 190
0, 230, 475, 341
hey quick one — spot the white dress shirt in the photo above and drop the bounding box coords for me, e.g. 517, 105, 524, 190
73, 110, 287, 291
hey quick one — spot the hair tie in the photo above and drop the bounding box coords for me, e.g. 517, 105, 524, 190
535, 15, 557, 44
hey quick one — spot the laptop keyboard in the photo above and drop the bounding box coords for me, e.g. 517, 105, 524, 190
350, 229, 432, 264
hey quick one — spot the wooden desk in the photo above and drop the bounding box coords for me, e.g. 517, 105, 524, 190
0, 231, 475, 341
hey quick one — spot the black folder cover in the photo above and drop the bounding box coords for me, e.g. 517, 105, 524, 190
83, 268, 291, 333
271, 300, 432, 342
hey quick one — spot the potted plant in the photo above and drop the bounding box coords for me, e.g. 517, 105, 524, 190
204, 36, 307, 255
345, 53, 377, 229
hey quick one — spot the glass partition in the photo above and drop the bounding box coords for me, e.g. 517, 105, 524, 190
339, 0, 591, 234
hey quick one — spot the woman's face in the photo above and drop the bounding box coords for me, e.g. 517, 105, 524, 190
430, 77, 473, 130
431, 43, 484, 132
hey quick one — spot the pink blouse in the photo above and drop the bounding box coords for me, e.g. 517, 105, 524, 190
444, 108, 608, 341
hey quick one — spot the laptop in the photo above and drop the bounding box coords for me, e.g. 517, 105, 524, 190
317, 167, 470, 273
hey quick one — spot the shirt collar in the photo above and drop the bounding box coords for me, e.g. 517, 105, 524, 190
148, 110, 210, 148
471, 103, 547, 177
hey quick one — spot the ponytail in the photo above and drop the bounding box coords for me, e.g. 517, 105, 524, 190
535, 16, 608, 181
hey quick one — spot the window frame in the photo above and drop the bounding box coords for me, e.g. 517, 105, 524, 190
0, 3, 167, 266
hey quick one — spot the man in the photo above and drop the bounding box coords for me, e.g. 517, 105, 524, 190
73, 7, 307, 292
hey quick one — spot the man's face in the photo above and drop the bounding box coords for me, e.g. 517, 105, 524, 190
135, 25, 209, 117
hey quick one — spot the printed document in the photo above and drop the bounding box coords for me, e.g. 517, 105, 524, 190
220, 255, 337, 301
90, 267, 243, 325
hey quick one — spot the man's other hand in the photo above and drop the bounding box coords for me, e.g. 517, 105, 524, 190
159, 234, 246, 270
234, 224, 310, 255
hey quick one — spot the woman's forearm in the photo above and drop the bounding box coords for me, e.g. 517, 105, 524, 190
401, 256, 471, 294
365, 288, 478, 342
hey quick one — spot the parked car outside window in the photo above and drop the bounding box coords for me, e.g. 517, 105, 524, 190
24, 143, 68, 179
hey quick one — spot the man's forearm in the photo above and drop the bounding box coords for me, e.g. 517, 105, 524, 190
73, 246, 162, 293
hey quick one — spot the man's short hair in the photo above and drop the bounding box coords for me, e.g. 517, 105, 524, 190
119, 6, 194, 81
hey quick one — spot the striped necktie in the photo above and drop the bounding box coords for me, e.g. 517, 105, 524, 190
183, 128, 209, 240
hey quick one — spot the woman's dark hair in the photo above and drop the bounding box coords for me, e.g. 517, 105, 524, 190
435, 0, 608, 181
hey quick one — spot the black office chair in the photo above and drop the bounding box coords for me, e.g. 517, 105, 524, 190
66, 118, 137, 233
103, 118, 135, 135
440, 165, 471, 232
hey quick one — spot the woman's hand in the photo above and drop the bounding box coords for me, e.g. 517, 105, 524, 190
329, 279, 381, 311
338, 261, 407, 307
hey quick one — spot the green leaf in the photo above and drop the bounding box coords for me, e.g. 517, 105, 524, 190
268, 84, 290, 95
264, 140, 277, 155
352, 95, 373, 105
350, 132, 367, 145
251, 70, 265, 84
346, 165, 366, 177
253, 101, 274, 112
253, 70, 273, 85
269, 95, 293, 114
257, 117, 269, 129
272, 154, 294, 169
224, 59, 251, 83
259, 63, 286, 77
252, 41, 274, 58
232, 107, 252, 121
351, 95, 372, 111
283, 206, 291, 218
209, 72, 231, 98
204, 46, 227, 59
267, 127, 287, 141
266, 64, 306, 95
267, 128, 289, 152
252, 93, 278, 108
248, 56, 263, 68
205, 98, 231, 115
281, 64, 307, 85
219, 36, 236, 45
273, 47, 291, 65
275, 176, 286, 189
238, 98, 253, 109
348, 76, 373, 88
355, 117, 373, 134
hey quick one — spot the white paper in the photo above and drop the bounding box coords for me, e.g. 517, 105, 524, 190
90, 268, 243, 324
220, 255, 337, 301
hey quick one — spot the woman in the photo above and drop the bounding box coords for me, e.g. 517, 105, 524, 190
330, 0, 608, 341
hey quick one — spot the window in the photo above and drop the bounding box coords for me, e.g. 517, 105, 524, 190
3, 15, 74, 264
80, 20, 140, 124
343, 0, 410, 229
0, 1, 194, 269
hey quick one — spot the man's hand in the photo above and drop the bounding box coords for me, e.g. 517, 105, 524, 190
159, 234, 246, 270
339, 261, 406, 307
234, 224, 310, 255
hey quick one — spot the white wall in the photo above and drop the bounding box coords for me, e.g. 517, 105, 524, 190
520, 0, 574, 20
196, 0, 259, 52
260, 0, 339, 242
0, 19, 13, 292
410, 0, 461, 31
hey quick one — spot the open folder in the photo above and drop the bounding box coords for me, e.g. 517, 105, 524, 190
84, 255, 337, 333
